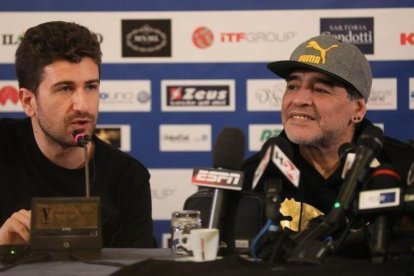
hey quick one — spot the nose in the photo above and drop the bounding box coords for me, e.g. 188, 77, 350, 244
72, 89, 89, 113
291, 87, 313, 106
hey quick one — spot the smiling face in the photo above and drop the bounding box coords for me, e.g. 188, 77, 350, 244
20, 57, 100, 148
281, 69, 366, 148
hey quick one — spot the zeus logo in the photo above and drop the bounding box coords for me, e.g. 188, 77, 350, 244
192, 168, 244, 191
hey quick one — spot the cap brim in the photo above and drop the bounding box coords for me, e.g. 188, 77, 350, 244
267, 60, 353, 90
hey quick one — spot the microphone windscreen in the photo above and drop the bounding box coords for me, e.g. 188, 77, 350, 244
212, 127, 245, 170
367, 164, 401, 190
357, 125, 384, 154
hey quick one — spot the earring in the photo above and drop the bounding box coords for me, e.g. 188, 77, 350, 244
352, 116, 361, 122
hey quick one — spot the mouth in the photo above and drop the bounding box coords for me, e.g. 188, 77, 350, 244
288, 113, 315, 121
70, 118, 93, 134
71, 119, 91, 126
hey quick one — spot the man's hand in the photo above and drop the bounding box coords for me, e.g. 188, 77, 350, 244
0, 210, 31, 245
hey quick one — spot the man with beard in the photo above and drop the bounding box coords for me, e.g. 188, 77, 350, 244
242, 35, 414, 256
0, 21, 156, 248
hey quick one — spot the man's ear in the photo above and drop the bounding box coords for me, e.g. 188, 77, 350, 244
19, 88, 36, 117
354, 98, 367, 120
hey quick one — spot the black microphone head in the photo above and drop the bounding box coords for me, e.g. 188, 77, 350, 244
72, 130, 90, 147
357, 125, 384, 155
212, 127, 245, 170
366, 164, 401, 190
338, 142, 355, 160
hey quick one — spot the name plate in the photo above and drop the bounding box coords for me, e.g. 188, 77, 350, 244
30, 197, 102, 256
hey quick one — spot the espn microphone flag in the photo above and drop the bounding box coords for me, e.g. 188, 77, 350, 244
192, 167, 244, 191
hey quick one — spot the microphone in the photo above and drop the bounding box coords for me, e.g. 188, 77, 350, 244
72, 130, 91, 198
252, 136, 299, 192
73, 130, 90, 147
251, 136, 299, 226
287, 125, 384, 264
338, 142, 355, 160
358, 164, 401, 263
327, 125, 384, 228
404, 161, 414, 211
191, 127, 245, 229
30, 130, 102, 258
339, 142, 356, 179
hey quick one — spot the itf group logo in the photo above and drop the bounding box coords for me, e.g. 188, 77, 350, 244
320, 17, 374, 54
191, 25, 296, 49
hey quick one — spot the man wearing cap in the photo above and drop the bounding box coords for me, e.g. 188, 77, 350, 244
242, 35, 414, 255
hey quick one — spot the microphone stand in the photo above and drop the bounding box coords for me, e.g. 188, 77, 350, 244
82, 142, 90, 198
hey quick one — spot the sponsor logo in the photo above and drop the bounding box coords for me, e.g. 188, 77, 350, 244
192, 26, 214, 49
0, 85, 19, 105
122, 19, 171, 57
1, 33, 23, 46
152, 189, 175, 200
380, 192, 396, 204
191, 26, 296, 49
167, 86, 228, 105
161, 80, 235, 111
1, 33, 103, 46
0, 82, 22, 112
248, 124, 284, 151
149, 169, 197, 220
192, 168, 244, 190
159, 124, 211, 151
298, 40, 338, 65
359, 188, 400, 210
95, 124, 131, 152
366, 78, 397, 110
99, 80, 151, 112
401, 33, 414, 46
246, 79, 285, 111
320, 17, 374, 54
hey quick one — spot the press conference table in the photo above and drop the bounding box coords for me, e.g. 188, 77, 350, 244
0, 248, 413, 276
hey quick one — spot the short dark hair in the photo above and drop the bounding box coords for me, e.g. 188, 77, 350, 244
346, 85, 364, 101
15, 21, 102, 93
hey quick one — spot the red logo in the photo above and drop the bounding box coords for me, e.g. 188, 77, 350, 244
401, 33, 414, 45
192, 27, 214, 49
0, 85, 19, 105
169, 87, 183, 100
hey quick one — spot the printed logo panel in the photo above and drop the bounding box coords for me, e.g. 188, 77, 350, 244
247, 79, 285, 111
159, 124, 211, 151
122, 19, 172, 57
150, 169, 197, 220
161, 80, 235, 112
367, 78, 397, 110
0, 81, 22, 112
95, 124, 131, 152
1, 10, 414, 62
99, 80, 151, 112
249, 124, 284, 151
320, 17, 374, 54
